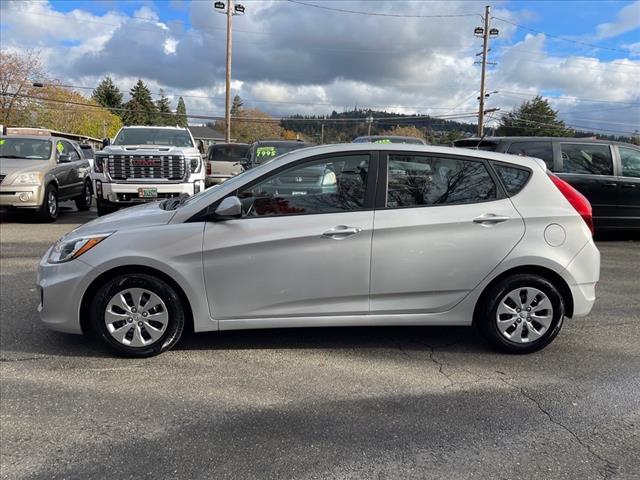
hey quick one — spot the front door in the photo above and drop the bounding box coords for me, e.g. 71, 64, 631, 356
370, 152, 525, 314
202, 152, 376, 320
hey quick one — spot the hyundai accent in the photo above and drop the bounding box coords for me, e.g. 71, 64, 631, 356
38, 144, 600, 357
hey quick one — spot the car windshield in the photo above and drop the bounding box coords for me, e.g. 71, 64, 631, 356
252, 143, 309, 165
0, 138, 52, 160
210, 144, 249, 162
113, 128, 194, 147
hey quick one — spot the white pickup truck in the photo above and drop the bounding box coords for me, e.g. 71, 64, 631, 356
92, 126, 205, 216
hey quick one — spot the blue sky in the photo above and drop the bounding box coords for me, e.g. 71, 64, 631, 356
2, 1, 639, 134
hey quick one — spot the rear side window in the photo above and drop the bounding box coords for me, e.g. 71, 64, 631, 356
492, 163, 531, 196
560, 143, 613, 175
507, 141, 554, 170
619, 146, 640, 178
386, 154, 496, 208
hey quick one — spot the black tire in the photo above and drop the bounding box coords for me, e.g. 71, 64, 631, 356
475, 273, 565, 354
36, 183, 58, 222
90, 273, 185, 357
75, 180, 92, 211
96, 199, 117, 216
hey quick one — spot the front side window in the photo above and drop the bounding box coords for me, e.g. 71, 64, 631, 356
386, 154, 496, 208
507, 141, 554, 170
63, 141, 80, 161
560, 143, 613, 176
237, 154, 370, 217
619, 146, 640, 178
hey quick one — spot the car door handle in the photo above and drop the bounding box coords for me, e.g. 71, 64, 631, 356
622, 183, 637, 188
473, 214, 510, 224
322, 225, 362, 239
602, 182, 618, 188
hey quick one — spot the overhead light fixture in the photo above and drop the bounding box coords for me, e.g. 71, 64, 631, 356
234, 4, 245, 13
214, 1, 225, 10
489, 28, 499, 36
474, 27, 484, 35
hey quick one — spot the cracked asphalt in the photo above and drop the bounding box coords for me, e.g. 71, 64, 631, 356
1, 205, 639, 480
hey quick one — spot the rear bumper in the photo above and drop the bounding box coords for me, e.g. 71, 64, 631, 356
205, 175, 233, 187
0, 184, 44, 208
564, 240, 600, 318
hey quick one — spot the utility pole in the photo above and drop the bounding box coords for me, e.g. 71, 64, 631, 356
366, 114, 374, 136
215, 1, 245, 143
474, 5, 498, 137
321, 123, 325, 144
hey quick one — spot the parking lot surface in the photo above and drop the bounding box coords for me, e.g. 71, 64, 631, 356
1, 205, 639, 480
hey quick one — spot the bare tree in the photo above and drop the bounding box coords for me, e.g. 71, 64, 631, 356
0, 50, 45, 126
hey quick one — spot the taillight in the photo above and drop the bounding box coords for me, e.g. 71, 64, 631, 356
548, 173, 594, 235
206, 162, 211, 175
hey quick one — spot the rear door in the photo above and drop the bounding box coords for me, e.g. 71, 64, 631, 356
369, 152, 525, 314
557, 142, 618, 230
616, 145, 640, 229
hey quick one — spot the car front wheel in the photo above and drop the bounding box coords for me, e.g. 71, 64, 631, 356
90, 273, 185, 357
75, 180, 92, 211
37, 184, 58, 222
476, 273, 565, 354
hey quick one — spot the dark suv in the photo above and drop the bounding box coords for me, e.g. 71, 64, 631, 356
453, 137, 640, 231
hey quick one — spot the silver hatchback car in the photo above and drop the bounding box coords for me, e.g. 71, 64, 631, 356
38, 144, 600, 357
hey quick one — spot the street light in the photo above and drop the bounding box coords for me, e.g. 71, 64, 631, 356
214, 1, 246, 143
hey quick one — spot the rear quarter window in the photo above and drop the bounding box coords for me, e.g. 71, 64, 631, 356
507, 141, 554, 170
492, 163, 531, 196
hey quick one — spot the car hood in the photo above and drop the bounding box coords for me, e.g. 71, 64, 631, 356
0, 159, 50, 175
68, 201, 177, 237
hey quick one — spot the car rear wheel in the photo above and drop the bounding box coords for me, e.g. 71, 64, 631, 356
90, 274, 185, 357
75, 180, 92, 211
476, 273, 565, 354
36, 184, 58, 222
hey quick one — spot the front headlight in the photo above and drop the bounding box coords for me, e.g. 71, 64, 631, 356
188, 156, 201, 173
11, 172, 43, 185
322, 170, 337, 186
48, 233, 113, 264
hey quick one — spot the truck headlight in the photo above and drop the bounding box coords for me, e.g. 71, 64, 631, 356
11, 172, 42, 185
48, 233, 113, 264
94, 155, 106, 173
188, 157, 201, 173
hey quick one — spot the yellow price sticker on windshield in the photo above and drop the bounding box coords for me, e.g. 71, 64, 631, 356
373, 139, 392, 144
56, 142, 64, 153
256, 146, 277, 157
0, 139, 5, 145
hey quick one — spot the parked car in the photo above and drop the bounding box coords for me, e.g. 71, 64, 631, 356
245, 140, 314, 168
38, 143, 599, 357
453, 137, 640, 231
92, 126, 205, 216
0, 135, 92, 221
353, 135, 427, 145
205, 143, 249, 187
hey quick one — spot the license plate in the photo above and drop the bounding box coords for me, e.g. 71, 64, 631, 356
138, 188, 158, 198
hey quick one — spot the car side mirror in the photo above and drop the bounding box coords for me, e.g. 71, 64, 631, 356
58, 153, 71, 163
240, 158, 250, 169
214, 196, 242, 219
102, 138, 110, 148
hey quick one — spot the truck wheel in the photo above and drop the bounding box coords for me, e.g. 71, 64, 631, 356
36, 184, 58, 222
97, 199, 117, 216
75, 180, 92, 211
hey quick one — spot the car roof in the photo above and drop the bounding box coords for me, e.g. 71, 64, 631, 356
356, 135, 421, 140
120, 126, 189, 130
455, 136, 635, 146
211, 143, 249, 147
1, 135, 57, 142
253, 140, 313, 145
266, 143, 547, 170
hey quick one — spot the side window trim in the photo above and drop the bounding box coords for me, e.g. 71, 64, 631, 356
191, 150, 379, 222
377, 151, 505, 210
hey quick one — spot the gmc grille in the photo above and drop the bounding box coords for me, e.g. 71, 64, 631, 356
107, 155, 186, 181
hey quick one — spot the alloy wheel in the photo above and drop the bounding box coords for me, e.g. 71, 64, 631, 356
48, 190, 57, 217
496, 287, 553, 344
104, 288, 169, 347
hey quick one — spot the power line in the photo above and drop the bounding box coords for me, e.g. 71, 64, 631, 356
286, 0, 482, 19
492, 16, 631, 54
495, 91, 640, 106
497, 48, 640, 69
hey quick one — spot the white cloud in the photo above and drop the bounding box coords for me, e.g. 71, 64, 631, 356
594, 0, 640, 39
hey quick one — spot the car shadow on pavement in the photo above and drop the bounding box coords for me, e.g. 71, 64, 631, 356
0, 203, 96, 225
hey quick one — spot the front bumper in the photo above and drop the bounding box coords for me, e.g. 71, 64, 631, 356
0, 184, 44, 208
37, 250, 93, 334
94, 180, 203, 204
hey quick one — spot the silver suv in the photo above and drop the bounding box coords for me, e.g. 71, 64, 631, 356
38, 144, 599, 357
0, 135, 92, 221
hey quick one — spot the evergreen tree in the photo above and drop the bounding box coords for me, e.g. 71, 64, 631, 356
91, 76, 123, 116
123, 79, 157, 126
231, 95, 244, 115
175, 96, 188, 127
155, 89, 173, 126
497, 96, 571, 137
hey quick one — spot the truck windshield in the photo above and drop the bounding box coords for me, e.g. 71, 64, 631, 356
113, 128, 194, 147
210, 144, 249, 162
0, 138, 52, 160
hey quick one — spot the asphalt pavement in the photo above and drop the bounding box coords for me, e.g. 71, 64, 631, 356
1, 203, 639, 480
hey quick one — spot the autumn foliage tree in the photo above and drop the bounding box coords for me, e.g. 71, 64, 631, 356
0, 50, 45, 126
216, 107, 282, 143
381, 125, 426, 141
